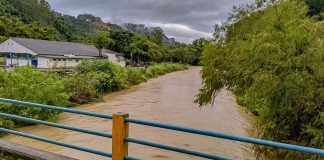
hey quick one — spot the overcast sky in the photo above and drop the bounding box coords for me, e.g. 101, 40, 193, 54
47, 0, 252, 43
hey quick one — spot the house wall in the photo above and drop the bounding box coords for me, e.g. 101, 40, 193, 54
103, 52, 126, 67
37, 57, 52, 68
38, 57, 83, 69
5, 53, 31, 67
51, 58, 82, 68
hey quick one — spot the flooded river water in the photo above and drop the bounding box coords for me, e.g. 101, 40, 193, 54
5, 67, 256, 160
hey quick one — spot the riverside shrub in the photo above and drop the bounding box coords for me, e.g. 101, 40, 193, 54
0, 67, 70, 128
0, 62, 187, 128
68, 59, 188, 104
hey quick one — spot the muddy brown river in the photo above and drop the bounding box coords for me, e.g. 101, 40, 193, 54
5, 67, 256, 160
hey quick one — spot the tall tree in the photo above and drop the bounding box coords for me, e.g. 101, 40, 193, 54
197, 0, 324, 159
150, 27, 164, 46
92, 32, 114, 57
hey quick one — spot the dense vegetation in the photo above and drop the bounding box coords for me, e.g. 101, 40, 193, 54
0, 0, 204, 65
197, 0, 323, 159
91, 30, 208, 65
0, 61, 187, 129
122, 23, 176, 46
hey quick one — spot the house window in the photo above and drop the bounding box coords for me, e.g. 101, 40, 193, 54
76, 59, 80, 63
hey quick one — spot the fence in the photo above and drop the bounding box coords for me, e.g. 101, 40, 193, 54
0, 98, 323, 160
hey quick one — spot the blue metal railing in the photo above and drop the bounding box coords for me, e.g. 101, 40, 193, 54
0, 98, 323, 160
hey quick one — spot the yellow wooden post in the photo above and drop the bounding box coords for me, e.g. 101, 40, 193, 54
112, 112, 129, 160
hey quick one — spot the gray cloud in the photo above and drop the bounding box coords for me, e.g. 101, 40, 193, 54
48, 0, 252, 43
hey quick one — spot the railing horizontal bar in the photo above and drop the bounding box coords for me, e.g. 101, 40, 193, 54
126, 118, 324, 156
0, 112, 112, 138
0, 128, 112, 158
125, 156, 141, 160
0, 98, 113, 119
125, 137, 231, 160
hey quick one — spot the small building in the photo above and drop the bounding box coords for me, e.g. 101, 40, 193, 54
102, 49, 126, 67
0, 37, 125, 69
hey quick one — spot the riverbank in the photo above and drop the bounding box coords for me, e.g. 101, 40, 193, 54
4, 67, 256, 160
0, 61, 188, 130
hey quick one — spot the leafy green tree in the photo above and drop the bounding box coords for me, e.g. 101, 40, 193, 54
0, 16, 60, 40
188, 38, 208, 65
8, 0, 54, 25
150, 27, 164, 46
197, 0, 324, 159
92, 32, 115, 57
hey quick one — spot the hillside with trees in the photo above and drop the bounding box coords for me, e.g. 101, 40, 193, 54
0, 0, 204, 65
122, 23, 177, 46
197, 0, 324, 159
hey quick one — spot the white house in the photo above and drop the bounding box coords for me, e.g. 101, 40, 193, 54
0, 37, 125, 69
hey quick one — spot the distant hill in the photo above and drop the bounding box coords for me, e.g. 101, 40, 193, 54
0, 0, 178, 46
122, 23, 178, 46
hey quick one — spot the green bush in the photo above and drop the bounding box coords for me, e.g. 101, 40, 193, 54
64, 72, 111, 104
76, 59, 122, 91
122, 67, 147, 85
0, 67, 70, 128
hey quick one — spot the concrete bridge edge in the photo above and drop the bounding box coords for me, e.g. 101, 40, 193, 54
0, 139, 78, 160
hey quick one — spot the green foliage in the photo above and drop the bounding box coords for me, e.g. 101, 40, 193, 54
0, 0, 200, 65
93, 29, 205, 65
0, 0, 116, 43
122, 23, 177, 46
8, 0, 54, 25
92, 32, 115, 55
197, 0, 324, 159
167, 40, 207, 65
0, 67, 70, 128
0, 16, 61, 40
102, 30, 161, 64
69, 59, 187, 103
0, 62, 186, 128
188, 38, 208, 65
149, 27, 164, 46
75, 59, 122, 91
64, 72, 109, 104
53, 16, 88, 42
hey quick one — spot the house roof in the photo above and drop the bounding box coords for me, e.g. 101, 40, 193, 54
102, 49, 125, 56
10, 37, 100, 57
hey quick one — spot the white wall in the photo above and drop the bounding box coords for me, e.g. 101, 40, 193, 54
5, 54, 31, 67
104, 52, 126, 67
37, 57, 52, 68
51, 58, 82, 68
37, 57, 83, 69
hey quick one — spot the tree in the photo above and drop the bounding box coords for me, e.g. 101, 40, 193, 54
197, 0, 324, 159
8, 0, 55, 25
0, 16, 61, 40
150, 27, 164, 46
92, 32, 114, 57
188, 38, 208, 65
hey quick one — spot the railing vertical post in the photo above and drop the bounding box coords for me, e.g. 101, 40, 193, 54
112, 112, 129, 160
